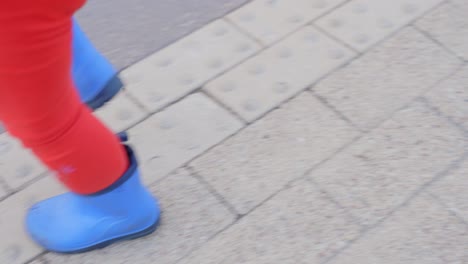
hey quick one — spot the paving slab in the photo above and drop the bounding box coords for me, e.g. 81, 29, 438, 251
327, 193, 468, 264
0, 175, 65, 264
314, 28, 461, 131
316, 0, 444, 51
44, 168, 235, 264
178, 179, 361, 264
76, 0, 250, 69
128, 93, 243, 185
416, 0, 468, 60
205, 25, 355, 122
227, 0, 347, 45
191, 92, 359, 214
427, 157, 468, 223
94, 91, 149, 133
425, 65, 468, 131
0, 134, 47, 192
311, 101, 466, 227
121, 19, 260, 113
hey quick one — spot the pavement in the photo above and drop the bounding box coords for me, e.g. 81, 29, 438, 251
1, 0, 468, 263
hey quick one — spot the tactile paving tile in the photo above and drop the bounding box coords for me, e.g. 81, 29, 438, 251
121, 19, 261, 113
204, 25, 355, 122
316, 0, 444, 51
128, 93, 243, 184
94, 91, 148, 133
0, 133, 47, 191
0, 175, 65, 264
228, 0, 347, 45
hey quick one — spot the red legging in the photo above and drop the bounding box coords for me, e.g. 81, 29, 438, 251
0, 0, 128, 194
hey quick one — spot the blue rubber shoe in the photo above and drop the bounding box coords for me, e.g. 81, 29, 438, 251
72, 19, 123, 110
25, 138, 161, 253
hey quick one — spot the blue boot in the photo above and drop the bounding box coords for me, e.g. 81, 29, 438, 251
72, 18, 123, 110
25, 136, 161, 253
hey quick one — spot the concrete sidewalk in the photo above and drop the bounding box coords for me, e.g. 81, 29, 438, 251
1, 0, 468, 263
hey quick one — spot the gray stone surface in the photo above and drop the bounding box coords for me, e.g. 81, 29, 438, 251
416, 0, 468, 60
427, 158, 468, 223
44, 168, 235, 264
0, 134, 47, 192
0, 184, 8, 201
121, 19, 261, 113
313, 28, 461, 131
315, 0, 445, 52
94, 91, 149, 133
328, 193, 468, 264
0, 175, 65, 264
424, 65, 468, 131
204, 25, 355, 122
311, 101, 466, 227
2, 1, 468, 263
228, 0, 347, 45
76, 0, 250, 69
27, 257, 47, 264
191, 92, 359, 214
128, 93, 243, 185
178, 180, 361, 264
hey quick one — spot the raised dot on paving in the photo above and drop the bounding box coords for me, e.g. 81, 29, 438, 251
220, 81, 236, 92
316, 0, 445, 51
401, 3, 418, 14
178, 74, 195, 86
95, 91, 148, 133
248, 64, 266, 75
123, 19, 260, 113
159, 119, 176, 130
156, 58, 174, 68
213, 26, 229, 36
303, 31, 320, 42
128, 93, 243, 184
206, 58, 223, 69
243, 100, 259, 112
228, 0, 347, 45
204, 26, 355, 122
377, 18, 394, 29
329, 49, 346, 59
328, 18, 343, 28
116, 109, 133, 121
354, 34, 369, 44
0, 141, 12, 155
148, 91, 165, 103
287, 15, 304, 24
277, 47, 292, 58
313, 0, 327, 9
0, 133, 46, 191
240, 12, 255, 22
353, 3, 368, 13
15, 165, 32, 179
272, 82, 290, 93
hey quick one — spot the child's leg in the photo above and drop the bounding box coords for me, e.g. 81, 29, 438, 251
0, 0, 128, 194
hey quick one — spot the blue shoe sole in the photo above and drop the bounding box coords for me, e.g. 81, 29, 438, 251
84, 74, 123, 111
53, 217, 160, 254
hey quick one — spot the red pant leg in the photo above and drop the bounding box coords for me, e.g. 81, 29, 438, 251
0, 0, 128, 194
